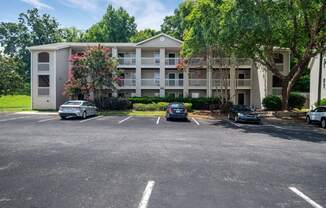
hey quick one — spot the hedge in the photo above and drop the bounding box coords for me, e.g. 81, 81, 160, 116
128, 97, 220, 110
263, 93, 306, 110
94, 97, 132, 111
133, 102, 192, 111
315, 98, 326, 107
288, 93, 306, 110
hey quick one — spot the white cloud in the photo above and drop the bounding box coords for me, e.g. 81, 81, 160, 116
108, 0, 174, 30
20, 0, 52, 9
59, 0, 100, 12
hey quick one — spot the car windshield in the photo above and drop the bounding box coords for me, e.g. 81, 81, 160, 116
170, 103, 184, 108
63, 101, 82, 105
233, 105, 252, 112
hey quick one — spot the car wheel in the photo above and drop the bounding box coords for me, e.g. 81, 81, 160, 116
60, 116, 66, 120
321, 118, 326, 129
82, 111, 87, 119
306, 116, 311, 124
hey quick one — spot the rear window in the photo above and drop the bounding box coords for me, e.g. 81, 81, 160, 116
64, 101, 82, 105
170, 103, 184, 108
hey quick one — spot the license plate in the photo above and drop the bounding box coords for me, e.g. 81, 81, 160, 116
176, 110, 181, 113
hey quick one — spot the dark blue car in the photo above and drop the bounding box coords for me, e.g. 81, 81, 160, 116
228, 105, 261, 124
166, 102, 188, 121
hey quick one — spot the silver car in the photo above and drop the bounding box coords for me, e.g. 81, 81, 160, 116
58, 100, 97, 119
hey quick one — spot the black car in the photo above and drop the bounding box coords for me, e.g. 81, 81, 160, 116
228, 105, 261, 124
166, 102, 188, 121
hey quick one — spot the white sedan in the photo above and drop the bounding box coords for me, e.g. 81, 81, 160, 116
306, 106, 326, 128
58, 100, 97, 119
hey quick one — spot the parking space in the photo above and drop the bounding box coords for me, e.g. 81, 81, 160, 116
0, 114, 325, 208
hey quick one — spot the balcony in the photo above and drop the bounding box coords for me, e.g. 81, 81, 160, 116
211, 79, 230, 88
211, 58, 231, 66
118, 57, 136, 66
188, 58, 206, 66
165, 58, 181, 66
141, 79, 160, 87
117, 79, 136, 87
141, 57, 160, 66
236, 79, 251, 88
235, 58, 252, 66
165, 79, 184, 87
189, 79, 207, 87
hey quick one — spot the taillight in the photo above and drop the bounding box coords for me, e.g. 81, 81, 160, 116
168, 108, 173, 113
184, 108, 187, 113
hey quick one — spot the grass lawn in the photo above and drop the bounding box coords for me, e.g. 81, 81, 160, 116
99, 110, 166, 117
0, 95, 31, 112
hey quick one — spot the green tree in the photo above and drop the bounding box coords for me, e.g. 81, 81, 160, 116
130, 29, 159, 43
83, 5, 137, 42
0, 8, 63, 80
161, 0, 194, 40
64, 46, 119, 103
0, 55, 24, 96
219, 0, 326, 109
62, 27, 84, 42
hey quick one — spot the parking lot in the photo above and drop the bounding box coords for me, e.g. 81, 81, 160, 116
0, 113, 325, 208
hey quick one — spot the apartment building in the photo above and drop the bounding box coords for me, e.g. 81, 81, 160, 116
28, 33, 290, 110
309, 53, 326, 108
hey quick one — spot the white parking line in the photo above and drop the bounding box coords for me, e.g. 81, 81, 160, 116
0, 116, 26, 122
118, 116, 132, 124
37, 117, 58, 123
80, 116, 103, 123
138, 181, 155, 208
191, 117, 200, 126
263, 124, 287, 130
224, 119, 241, 127
156, 117, 160, 125
289, 187, 323, 208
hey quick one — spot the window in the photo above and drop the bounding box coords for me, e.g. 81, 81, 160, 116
274, 53, 283, 64
38, 75, 49, 87
272, 76, 283, 87
38, 52, 49, 63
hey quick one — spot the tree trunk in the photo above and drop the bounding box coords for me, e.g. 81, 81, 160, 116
281, 80, 291, 110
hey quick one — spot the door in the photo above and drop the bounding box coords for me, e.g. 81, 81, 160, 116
178, 73, 184, 86
168, 73, 176, 86
238, 93, 245, 105
168, 53, 176, 65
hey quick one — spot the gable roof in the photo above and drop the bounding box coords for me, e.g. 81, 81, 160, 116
136, 33, 183, 46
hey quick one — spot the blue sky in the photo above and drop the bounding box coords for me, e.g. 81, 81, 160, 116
0, 0, 183, 30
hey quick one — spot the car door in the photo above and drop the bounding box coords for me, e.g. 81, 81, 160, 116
316, 107, 326, 121
310, 108, 318, 121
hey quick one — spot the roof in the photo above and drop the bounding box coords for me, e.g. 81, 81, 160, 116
28, 33, 183, 51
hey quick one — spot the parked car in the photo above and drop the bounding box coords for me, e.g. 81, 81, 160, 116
166, 102, 188, 121
228, 105, 261, 124
58, 100, 97, 119
306, 106, 326, 128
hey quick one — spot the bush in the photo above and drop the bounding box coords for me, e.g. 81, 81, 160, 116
128, 97, 220, 110
263, 95, 282, 110
288, 93, 306, 110
94, 97, 132, 111
184, 103, 193, 112
315, 98, 326, 107
157, 102, 169, 111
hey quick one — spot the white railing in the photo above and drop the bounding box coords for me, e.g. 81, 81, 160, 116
236, 79, 251, 87
118, 79, 136, 87
165, 79, 184, 87
165, 58, 181, 66
189, 79, 207, 87
236, 58, 252, 66
141, 57, 160, 66
211, 58, 231, 66
141, 79, 160, 86
211, 79, 230, 87
118, 57, 136, 65
272, 87, 282, 95
188, 58, 206, 66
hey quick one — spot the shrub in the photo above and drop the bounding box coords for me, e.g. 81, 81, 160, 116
315, 98, 326, 107
94, 97, 132, 111
157, 102, 169, 111
133, 103, 147, 111
262, 95, 282, 110
288, 93, 306, 110
184, 103, 193, 111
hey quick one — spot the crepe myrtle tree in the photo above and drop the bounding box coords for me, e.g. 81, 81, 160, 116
219, 0, 326, 110
0, 55, 23, 96
63, 45, 121, 105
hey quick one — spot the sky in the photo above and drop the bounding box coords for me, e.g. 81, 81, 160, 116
0, 0, 183, 30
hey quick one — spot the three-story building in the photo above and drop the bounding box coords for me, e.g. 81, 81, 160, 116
28, 33, 290, 110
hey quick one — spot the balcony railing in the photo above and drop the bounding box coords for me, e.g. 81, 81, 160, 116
236, 79, 251, 87
272, 87, 282, 96
141, 58, 160, 66
188, 58, 206, 66
165, 58, 181, 66
118, 57, 136, 65
141, 79, 160, 86
118, 79, 136, 87
211, 79, 230, 87
189, 79, 207, 87
211, 58, 231, 66
165, 79, 184, 87
235, 58, 252, 66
